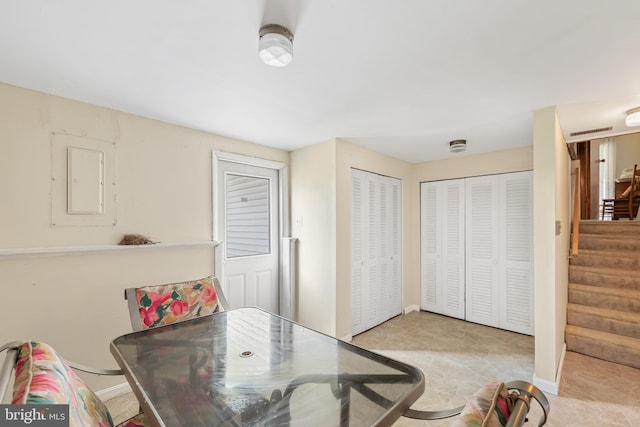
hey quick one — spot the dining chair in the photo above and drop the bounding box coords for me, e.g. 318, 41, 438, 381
123, 275, 230, 393
402, 380, 548, 427
124, 275, 229, 332
603, 164, 640, 220
0, 340, 149, 427
448, 381, 549, 427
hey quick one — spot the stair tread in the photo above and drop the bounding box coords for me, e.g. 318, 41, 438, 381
566, 325, 640, 350
567, 303, 640, 322
569, 283, 640, 298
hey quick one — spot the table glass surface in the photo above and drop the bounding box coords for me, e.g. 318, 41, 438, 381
111, 307, 424, 427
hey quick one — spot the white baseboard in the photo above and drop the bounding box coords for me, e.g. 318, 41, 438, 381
533, 343, 566, 396
341, 305, 418, 342
340, 334, 353, 342
96, 382, 132, 401
532, 375, 558, 396
403, 305, 420, 314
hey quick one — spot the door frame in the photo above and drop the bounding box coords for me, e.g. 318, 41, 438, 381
211, 150, 290, 312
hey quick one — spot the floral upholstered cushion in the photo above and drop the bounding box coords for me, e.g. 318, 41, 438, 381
117, 413, 150, 427
134, 275, 220, 330
451, 382, 512, 427
12, 341, 115, 427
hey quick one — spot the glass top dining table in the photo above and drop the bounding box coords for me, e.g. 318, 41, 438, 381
110, 307, 425, 427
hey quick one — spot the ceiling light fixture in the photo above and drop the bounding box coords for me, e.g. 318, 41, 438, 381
259, 24, 294, 67
625, 107, 640, 127
449, 139, 467, 153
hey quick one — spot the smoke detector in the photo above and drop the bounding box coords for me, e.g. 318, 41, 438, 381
449, 139, 467, 153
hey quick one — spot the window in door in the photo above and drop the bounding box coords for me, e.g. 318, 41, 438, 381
225, 174, 271, 258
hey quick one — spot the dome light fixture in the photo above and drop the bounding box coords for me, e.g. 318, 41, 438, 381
449, 139, 467, 153
625, 107, 640, 127
259, 24, 294, 67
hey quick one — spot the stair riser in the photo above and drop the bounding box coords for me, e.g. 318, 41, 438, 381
579, 222, 640, 235
567, 310, 640, 340
565, 333, 640, 370
578, 235, 640, 251
569, 268, 640, 290
569, 288, 640, 313
570, 254, 640, 269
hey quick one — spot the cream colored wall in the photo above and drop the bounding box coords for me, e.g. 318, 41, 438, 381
532, 106, 569, 392
0, 83, 288, 391
0, 81, 570, 396
412, 146, 534, 182
615, 132, 640, 177
554, 111, 570, 380
290, 140, 337, 335
334, 139, 413, 339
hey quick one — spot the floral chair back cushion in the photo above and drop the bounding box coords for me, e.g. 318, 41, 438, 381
129, 275, 221, 331
12, 341, 115, 427
451, 382, 513, 427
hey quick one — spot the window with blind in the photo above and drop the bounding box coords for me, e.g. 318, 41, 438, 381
225, 174, 271, 258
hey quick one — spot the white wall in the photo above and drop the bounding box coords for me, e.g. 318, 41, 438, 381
290, 140, 337, 335
0, 83, 288, 390
532, 106, 569, 394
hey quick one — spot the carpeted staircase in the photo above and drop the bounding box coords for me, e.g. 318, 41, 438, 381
566, 220, 640, 370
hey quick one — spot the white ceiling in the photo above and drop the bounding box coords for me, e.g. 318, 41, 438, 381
2, 0, 640, 163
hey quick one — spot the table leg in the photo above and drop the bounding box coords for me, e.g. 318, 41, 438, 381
339, 382, 350, 427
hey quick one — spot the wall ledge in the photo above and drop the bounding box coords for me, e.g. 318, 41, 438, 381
0, 241, 219, 260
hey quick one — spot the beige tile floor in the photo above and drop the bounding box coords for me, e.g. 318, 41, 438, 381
106, 311, 640, 426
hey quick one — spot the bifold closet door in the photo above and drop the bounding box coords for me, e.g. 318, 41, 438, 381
465, 175, 501, 328
378, 175, 403, 322
498, 171, 534, 335
351, 170, 366, 335
465, 171, 533, 335
420, 179, 465, 319
351, 169, 402, 336
421, 172, 533, 335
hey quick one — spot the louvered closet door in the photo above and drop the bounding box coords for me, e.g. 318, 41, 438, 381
365, 174, 380, 330
351, 169, 402, 336
420, 180, 465, 319
465, 175, 501, 328
499, 171, 534, 335
441, 180, 465, 319
351, 170, 366, 335
420, 182, 441, 313
385, 177, 402, 319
